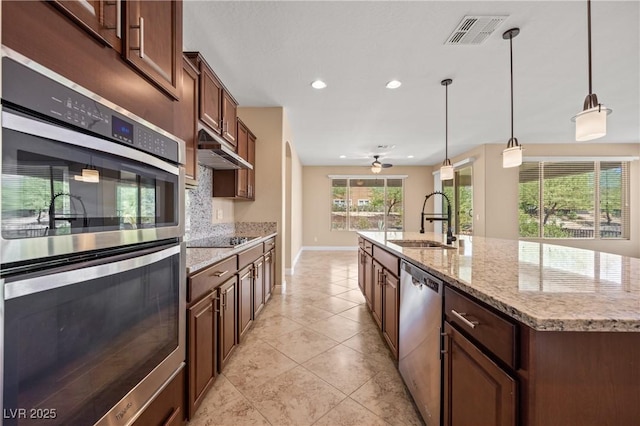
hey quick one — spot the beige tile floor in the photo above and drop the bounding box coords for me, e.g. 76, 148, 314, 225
188, 251, 424, 426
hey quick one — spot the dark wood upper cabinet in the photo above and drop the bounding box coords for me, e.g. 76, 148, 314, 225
247, 130, 256, 200
236, 120, 249, 198
221, 91, 238, 147
124, 0, 182, 99
197, 60, 223, 134
176, 55, 199, 185
185, 52, 238, 148
50, 0, 120, 49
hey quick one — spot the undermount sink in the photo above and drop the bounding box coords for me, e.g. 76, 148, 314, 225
388, 240, 456, 249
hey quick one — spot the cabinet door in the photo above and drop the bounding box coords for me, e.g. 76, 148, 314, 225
177, 56, 199, 185
221, 91, 237, 147
238, 267, 253, 341
247, 131, 256, 200
443, 322, 517, 426
187, 293, 216, 419
363, 252, 373, 309
357, 249, 365, 292
218, 277, 237, 372
50, 0, 120, 49
253, 257, 265, 317
264, 250, 273, 303
382, 272, 399, 358
124, 0, 182, 99
236, 120, 249, 198
371, 261, 383, 329
198, 62, 222, 134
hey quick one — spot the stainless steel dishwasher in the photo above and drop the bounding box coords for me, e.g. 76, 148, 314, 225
399, 260, 443, 426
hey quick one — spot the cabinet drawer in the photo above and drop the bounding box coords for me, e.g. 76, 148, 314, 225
359, 237, 373, 255
263, 237, 275, 253
188, 256, 237, 303
444, 286, 517, 369
373, 245, 399, 276
238, 244, 263, 269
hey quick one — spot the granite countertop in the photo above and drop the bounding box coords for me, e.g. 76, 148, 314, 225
358, 231, 640, 332
186, 232, 277, 275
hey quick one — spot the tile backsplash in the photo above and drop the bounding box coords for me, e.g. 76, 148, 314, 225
185, 165, 276, 240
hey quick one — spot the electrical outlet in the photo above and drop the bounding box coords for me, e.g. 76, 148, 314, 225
217, 209, 223, 220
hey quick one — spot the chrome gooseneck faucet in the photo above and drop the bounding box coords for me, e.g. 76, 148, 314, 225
420, 191, 457, 245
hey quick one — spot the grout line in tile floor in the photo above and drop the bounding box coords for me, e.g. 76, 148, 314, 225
187, 251, 425, 426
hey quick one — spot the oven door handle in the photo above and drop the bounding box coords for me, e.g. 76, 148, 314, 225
4, 244, 181, 300
1, 110, 180, 176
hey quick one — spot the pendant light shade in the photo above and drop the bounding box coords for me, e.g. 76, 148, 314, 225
503, 142, 523, 169
502, 28, 523, 169
572, 0, 612, 141
440, 78, 454, 181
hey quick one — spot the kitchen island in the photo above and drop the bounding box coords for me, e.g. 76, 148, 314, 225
358, 231, 640, 426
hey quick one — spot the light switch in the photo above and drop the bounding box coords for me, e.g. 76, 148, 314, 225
217, 209, 223, 220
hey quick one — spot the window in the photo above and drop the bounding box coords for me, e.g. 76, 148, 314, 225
441, 166, 473, 236
518, 161, 630, 239
330, 177, 404, 231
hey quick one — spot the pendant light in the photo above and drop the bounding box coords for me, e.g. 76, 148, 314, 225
502, 28, 523, 168
440, 79, 454, 181
572, 0, 612, 141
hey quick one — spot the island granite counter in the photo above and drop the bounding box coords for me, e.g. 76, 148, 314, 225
359, 231, 640, 332
358, 231, 639, 425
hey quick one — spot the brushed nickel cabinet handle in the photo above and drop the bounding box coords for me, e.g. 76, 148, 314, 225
130, 16, 144, 58
211, 270, 228, 278
451, 309, 479, 329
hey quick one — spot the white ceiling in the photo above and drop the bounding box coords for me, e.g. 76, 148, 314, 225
183, 1, 640, 167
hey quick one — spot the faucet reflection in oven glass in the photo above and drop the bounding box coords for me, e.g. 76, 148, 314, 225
48, 192, 89, 236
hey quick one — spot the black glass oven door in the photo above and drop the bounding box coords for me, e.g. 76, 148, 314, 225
1, 109, 183, 264
2, 243, 183, 426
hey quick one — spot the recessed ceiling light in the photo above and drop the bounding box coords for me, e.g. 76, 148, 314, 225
339, 155, 346, 159
407, 155, 415, 158
311, 80, 327, 89
386, 80, 402, 89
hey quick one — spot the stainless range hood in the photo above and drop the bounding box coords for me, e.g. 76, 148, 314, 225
197, 128, 253, 170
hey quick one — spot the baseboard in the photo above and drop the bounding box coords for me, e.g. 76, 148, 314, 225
285, 247, 304, 275
301, 246, 358, 251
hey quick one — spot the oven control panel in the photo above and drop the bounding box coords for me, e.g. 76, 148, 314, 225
2, 56, 180, 165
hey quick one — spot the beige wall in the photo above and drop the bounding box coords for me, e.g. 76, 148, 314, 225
444, 142, 640, 257
210, 199, 234, 224
302, 166, 434, 247
285, 140, 304, 271
236, 107, 285, 283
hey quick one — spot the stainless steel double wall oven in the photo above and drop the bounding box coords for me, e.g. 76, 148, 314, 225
0, 47, 186, 426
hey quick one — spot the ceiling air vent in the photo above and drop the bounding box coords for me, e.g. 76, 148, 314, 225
445, 16, 508, 45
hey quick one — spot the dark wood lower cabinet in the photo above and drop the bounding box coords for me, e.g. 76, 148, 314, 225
217, 277, 237, 372
443, 322, 517, 426
363, 251, 373, 309
382, 271, 399, 359
371, 260, 383, 328
264, 250, 274, 302
187, 293, 216, 419
238, 266, 253, 341
133, 365, 186, 426
253, 257, 265, 317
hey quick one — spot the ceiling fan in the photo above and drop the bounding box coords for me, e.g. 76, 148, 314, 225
371, 155, 393, 174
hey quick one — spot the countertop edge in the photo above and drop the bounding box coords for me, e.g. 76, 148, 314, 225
186, 232, 277, 275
